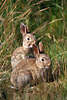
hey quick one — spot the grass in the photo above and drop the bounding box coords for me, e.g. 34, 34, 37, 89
0, 0, 67, 100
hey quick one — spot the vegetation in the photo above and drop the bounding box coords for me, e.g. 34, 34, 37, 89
0, 0, 67, 100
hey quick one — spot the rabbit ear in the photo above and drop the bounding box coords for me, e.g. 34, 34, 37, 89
20, 23, 28, 36
39, 42, 44, 53
33, 44, 39, 57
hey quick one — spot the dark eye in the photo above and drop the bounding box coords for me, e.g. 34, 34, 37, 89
41, 58, 44, 61
27, 38, 30, 40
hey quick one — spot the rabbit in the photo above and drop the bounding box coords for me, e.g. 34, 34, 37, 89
10, 42, 51, 90
11, 23, 36, 69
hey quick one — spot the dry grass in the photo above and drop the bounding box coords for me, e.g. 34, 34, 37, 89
0, 0, 67, 100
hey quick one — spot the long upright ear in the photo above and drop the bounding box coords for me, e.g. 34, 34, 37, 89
20, 23, 28, 36
33, 44, 39, 57
39, 42, 44, 53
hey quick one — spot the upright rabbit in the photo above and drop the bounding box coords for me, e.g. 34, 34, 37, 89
11, 23, 36, 69
11, 42, 51, 90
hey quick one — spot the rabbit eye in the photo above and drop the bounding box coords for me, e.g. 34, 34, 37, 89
41, 58, 44, 61
27, 37, 30, 40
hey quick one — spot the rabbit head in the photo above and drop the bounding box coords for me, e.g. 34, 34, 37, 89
20, 23, 36, 49
33, 42, 51, 69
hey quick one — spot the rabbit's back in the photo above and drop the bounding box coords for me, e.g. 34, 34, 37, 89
12, 47, 29, 56
11, 46, 29, 69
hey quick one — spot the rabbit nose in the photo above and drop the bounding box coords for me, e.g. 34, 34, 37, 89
29, 41, 36, 47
